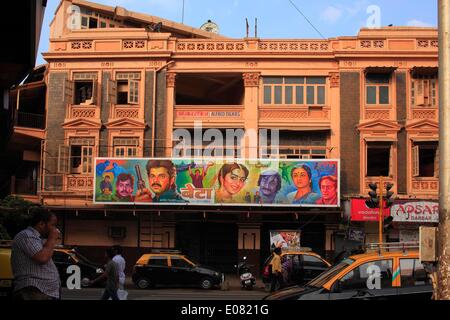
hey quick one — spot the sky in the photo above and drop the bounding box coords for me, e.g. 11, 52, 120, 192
36, 0, 438, 65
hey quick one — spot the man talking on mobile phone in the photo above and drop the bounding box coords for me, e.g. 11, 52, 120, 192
11, 208, 61, 300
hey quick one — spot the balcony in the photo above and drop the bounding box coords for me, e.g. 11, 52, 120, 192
410, 107, 438, 122
66, 175, 94, 192
364, 177, 396, 195
411, 177, 438, 195
109, 105, 140, 120
259, 106, 331, 129
364, 108, 393, 121
66, 104, 100, 120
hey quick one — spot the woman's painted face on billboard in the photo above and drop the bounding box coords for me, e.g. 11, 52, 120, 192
291, 167, 310, 189
222, 168, 247, 195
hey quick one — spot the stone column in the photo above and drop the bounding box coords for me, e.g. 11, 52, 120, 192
242, 73, 260, 158
165, 72, 176, 157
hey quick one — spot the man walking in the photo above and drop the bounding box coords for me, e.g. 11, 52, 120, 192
270, 247, 283, 292
90, 248, 119, 300
112, 245, 126, 290
11, 208, 61, 300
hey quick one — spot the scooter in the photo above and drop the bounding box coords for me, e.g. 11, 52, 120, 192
235, 256, 256, 290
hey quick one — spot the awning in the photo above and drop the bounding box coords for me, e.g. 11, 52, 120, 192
364, 66, 398, 74
411, 66, 438, 77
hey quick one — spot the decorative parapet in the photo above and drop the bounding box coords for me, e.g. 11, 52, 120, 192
242, 73, 260, 87
329, 72, 340, 88
166, 72, 176, 87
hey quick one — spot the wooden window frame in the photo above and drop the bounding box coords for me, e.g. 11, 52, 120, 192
262, 76, 326, 106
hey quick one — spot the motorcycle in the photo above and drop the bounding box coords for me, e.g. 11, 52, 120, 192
235, 256, 256, 290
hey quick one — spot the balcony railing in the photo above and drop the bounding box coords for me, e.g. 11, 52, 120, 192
66, 104, 100, 119
16, 112, 45, 129
411, 177, 438, 194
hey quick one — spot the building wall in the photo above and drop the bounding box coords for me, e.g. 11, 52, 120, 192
340, 72, 361, 195
144, 70, 155, 157
396, 72, 407, 194
44, 72, 68, 190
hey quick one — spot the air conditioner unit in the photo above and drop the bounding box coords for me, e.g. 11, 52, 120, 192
108, 226, 126, 239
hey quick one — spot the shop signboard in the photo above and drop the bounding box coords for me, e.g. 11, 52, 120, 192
350, 198, 390, 221
390, 201, 438, 223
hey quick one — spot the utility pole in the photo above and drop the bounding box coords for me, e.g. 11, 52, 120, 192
437, 0, 450, 300
378, 177, 384, 245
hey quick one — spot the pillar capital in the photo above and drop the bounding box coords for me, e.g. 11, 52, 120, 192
166, 72, 177, 87
243, 72, 260, 87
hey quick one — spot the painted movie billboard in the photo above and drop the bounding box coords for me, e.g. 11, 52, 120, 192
94, 158, 340, 207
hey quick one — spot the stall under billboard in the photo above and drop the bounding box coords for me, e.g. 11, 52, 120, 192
270, 230, 301, 250
94, 158, 340, 207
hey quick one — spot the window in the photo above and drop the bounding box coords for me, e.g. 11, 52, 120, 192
400, 259, 431, 287
411, 75, 437, 107
366, 142, 392, 177
66, 73, 98, 105
115, 72, 140, 105
263, 76, 326, 105
113, 137, 139, 158
412, 142, 439, 177
170, 256, 193, 268
62, 138, 95, 175
366, 73, 390, 105
337, 259, 393, 292
303, 255, 328, 269
148, 256, 168, 267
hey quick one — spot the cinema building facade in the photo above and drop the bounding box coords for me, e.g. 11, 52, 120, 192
33, 0, 439, 272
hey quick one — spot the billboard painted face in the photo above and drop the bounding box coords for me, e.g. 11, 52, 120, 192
94, 158, 340, 207
270, 230, 301, 250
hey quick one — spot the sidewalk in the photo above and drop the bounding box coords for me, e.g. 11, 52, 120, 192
124, 274, 268, 292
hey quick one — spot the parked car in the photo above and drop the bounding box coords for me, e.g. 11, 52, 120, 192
0, 243, 104, 297
0, 246, 13, 298
262, 249, 331, 290
132, 250, 225, 289
52, 248, 105, 287
264, 248, 433, 300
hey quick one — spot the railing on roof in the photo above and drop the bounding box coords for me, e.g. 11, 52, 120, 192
365, 242, 419, 254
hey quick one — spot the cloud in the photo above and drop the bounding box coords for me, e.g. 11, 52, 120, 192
407, 19, 433, 27
320, 6, 343, 24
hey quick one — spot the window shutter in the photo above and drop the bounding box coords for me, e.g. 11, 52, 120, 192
91, 80, 98, 105
81, 146, 93, 174
64, 79, 74, 104
416, 80, 425, 106
389, 144, 394, 177
58, 145, 70, 174
412, 145, 419, 177
107, 79, 117, 104
434, 147, 439, 178
128, 80, 139, 104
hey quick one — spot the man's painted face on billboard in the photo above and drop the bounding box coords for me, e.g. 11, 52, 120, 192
149, 167, 172, 195
259, 175, 279, 197
117, 179, 133, 197
320, 178, 337, 200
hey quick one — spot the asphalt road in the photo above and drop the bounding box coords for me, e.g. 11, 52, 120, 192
61, 287, 268, 300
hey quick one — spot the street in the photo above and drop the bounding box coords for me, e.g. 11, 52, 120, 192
61, 288, 267, 300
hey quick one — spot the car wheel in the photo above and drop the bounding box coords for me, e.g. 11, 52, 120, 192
200, 277, 214, 289
136, 277, 151, 289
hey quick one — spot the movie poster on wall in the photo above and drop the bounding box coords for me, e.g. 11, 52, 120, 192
94, 158, 340, 207
269, 230, 301, 250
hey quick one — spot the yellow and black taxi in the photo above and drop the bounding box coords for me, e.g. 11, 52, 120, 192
0, 244, 13, 298
132, 250, 225, 290
264, 244, 433, 300
262, 248, 331, 290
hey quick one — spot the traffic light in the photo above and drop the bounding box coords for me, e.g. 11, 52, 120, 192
365, 183, 379, 208
383, 216, 394, 231
384, 182, 394, 208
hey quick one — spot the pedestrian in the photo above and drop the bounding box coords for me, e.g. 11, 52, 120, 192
90, 248, 119, 300
112, 245, 126, 290
270, 247, 283, 292
11, 208, 61, 300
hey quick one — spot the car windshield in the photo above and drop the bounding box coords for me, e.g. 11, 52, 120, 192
70, 251, 97, 265
307, 258, 355, 288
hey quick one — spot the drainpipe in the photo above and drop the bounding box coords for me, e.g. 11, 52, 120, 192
152, 60, 175, 157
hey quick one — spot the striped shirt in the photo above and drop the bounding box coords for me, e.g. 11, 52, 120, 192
11, 227, 61, 298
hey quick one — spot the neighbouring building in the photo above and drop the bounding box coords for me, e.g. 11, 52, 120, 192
37, 0, 438, 273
